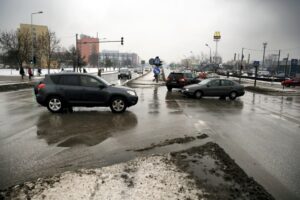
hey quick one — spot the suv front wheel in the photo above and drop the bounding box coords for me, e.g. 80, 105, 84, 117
47, 96, 64, 113
110, 97, 127, 113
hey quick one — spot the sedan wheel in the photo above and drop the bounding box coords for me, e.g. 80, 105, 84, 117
229, 91, 237, 100
47, 97, 63, 113
110, 97, 127, 113
194, 91, 203, 99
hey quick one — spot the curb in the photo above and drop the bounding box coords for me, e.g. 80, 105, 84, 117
0, 82, 34, 92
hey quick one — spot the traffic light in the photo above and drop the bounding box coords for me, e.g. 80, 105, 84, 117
121, 37, 124, 45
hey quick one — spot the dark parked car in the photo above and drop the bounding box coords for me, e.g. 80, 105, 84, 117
166, 72, 200, 91
118, 68, 132, 79
181, 78, 245, 100
34, 73, 138, 113
281, 78, 300, 87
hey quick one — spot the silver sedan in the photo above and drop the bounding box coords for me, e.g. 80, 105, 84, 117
181, 78, 245, 100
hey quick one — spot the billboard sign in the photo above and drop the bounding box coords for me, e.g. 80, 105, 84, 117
213, 31, 221, 40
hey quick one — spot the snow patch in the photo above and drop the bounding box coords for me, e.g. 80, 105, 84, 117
5, 155, 203, 200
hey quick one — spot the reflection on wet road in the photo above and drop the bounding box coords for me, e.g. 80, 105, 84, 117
37, 111, 138, 147
0, 85, 300, 199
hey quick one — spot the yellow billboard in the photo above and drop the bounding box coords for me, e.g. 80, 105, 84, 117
214, 31, 221, 40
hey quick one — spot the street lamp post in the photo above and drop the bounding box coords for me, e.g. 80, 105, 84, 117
31, 11, 43, 75
205, 44, 212, 63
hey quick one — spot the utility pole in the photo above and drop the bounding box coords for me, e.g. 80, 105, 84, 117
247, 54, 250, 64
75, 33, 79, 72
285, 54, 289, 78
239, 48, 244, 83
277, 50, 281, 73
262, 42, 267, 69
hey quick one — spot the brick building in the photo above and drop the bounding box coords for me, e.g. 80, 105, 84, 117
77, 34, 99, 66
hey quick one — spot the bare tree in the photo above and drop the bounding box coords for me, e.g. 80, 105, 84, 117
37, 30, 60, 74
64, 45, 86, 72
0, 29, 31, 69
89, 53, 98, 67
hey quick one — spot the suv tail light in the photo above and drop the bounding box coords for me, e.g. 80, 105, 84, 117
179, 78, 186, 82
37, 83, 46, 90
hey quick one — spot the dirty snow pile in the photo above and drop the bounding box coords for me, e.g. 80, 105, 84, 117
4, 155, 203, 200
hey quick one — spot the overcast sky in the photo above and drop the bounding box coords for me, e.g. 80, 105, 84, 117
0, 0, 299, 63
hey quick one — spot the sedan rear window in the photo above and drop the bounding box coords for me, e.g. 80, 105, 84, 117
168, 73, 183, 79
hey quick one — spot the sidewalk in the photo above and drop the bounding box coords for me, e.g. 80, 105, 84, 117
127, 72, 165, 86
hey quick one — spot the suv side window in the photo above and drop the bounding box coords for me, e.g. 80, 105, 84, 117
49, 75, 60, 84
80, 75, 103, 87
59, 75, 80, 86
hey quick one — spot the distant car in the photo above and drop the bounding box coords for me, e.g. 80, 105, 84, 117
118, 68, 132, 79
206, 73, 220, 78
181, 78, 245, 100
275, 73, 285, 78
166, 72, 200, 91
281, 79, 300, 87
34, 73, 138, 113
136, 68, 143, 74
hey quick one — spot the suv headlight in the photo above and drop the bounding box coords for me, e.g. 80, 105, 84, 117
127, 90, 136, 96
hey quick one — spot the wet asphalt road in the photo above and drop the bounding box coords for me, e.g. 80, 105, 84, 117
0, 73, 300, 199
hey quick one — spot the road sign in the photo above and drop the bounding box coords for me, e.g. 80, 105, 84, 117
291, 59, 298, 65
149, 58, 155, 65
253, 61, 260, 67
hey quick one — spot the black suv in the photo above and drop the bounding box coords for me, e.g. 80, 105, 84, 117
34, 73, 138, 113
166, 72, 200, 91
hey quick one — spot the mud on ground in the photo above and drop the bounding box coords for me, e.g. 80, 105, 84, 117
170, 142, 275, 200
0, 83, 33, 92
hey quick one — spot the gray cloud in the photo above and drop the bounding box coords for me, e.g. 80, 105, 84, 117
0, 0, 299, 62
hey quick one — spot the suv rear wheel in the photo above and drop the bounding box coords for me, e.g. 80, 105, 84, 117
47, 96, 64, 113
110, 97, 127, 113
